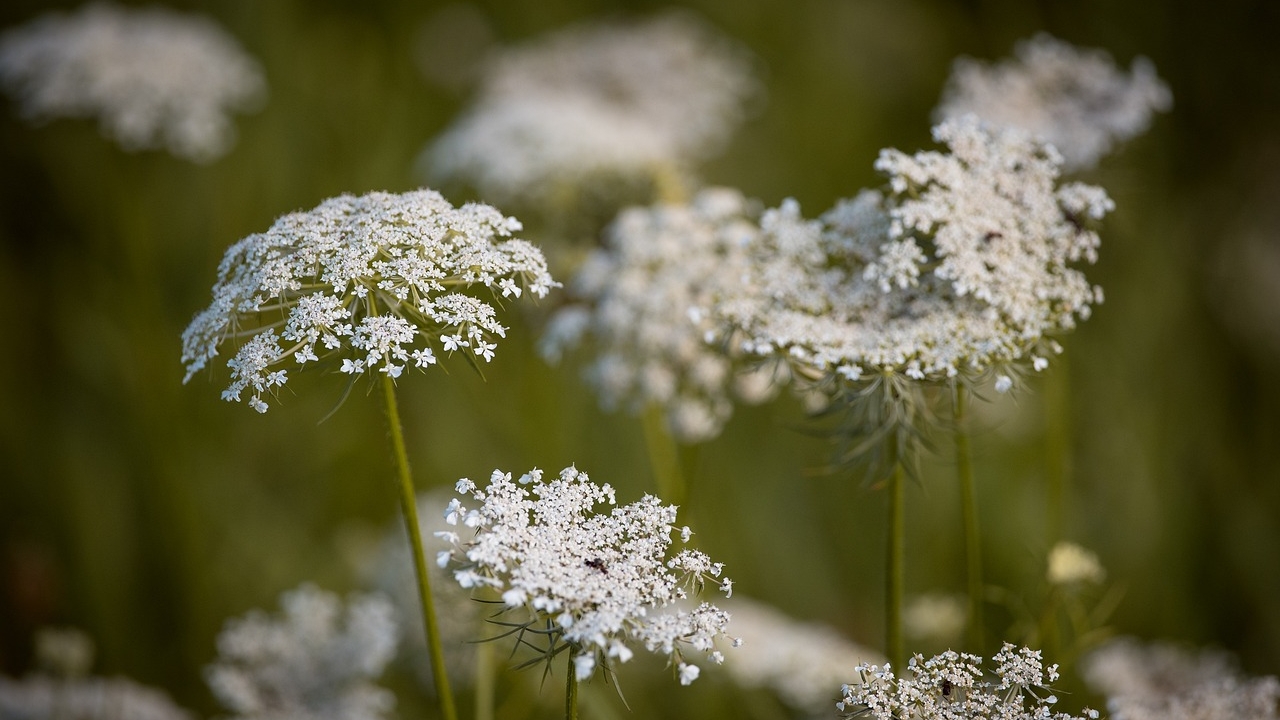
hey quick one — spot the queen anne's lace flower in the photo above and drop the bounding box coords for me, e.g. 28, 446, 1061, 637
424, 11, 757, 205
1083, 637, 1280, 720
0, 2, 265, 162
935, 34, 1171, 171
837, 644, 1099, 719
437, 466, 737, 684
714, 117, 1109, 391
181, 189, 557, 412
541, 187, 784, 442
205, 584, 399, 720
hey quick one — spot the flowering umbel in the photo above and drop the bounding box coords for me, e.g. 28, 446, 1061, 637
181, 189, 557, 412
0, 2, 265, 162
437, 466, 737, 684
837, 644, 1100, 720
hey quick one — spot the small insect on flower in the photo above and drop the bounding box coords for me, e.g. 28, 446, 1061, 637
942, 678, 953, 697
584, 557, 608, 574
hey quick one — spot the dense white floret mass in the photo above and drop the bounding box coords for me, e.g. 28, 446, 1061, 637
438, 466, 736, 683
181, 189, 557, 412
838, 644, 1099, 719
0, 2, 265, 162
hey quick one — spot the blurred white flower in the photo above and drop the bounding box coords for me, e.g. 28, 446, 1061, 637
903, 593, 967, 646
838, 643, 1099, 719
721, 597, 882, 715
541, 187, 785, 442
34, 626, 95, 677
936, 34, 1171, 171
205, 583, 399, 720
438, 466, 736, 683
0, 674, 194, 720
424, 10, 757, 205
0, 2, 266, 162
181, 188, 557, 412
1046, 541, 1106, 586
1083, 637, 1280, 720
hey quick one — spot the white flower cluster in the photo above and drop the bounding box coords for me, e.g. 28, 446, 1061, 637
935, 33, 1172, 171
541, 187, 783, 443
1046, 541, 1106, 586
181, 188, 557, 412
437, 466, 737, 684
716, 116, 1110, 390
424, 11, 757, 205
0, 2, 265, 162
0, 675, 195, 720
721, 597, 882, 715
838, 644, 1100, 719
206, 584, 399, 720
1083, 637, 1280, 720
368, 489, 484, 692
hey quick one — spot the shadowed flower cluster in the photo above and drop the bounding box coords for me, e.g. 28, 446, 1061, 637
935, 33, 1171, 171
838, 644, 1100, 719
205, 584, 399, 720
181, 188, 557, 412
0, 2, 265, 162
437, 466, 737, 684
541, 187, 783, 442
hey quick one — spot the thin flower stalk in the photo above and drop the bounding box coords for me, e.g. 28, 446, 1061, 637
954, 386, 985, 651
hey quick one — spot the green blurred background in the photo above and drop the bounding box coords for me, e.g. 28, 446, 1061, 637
1, 0, 1278, 716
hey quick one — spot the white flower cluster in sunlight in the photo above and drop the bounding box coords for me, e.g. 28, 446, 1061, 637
936, 33, 1172, 171
369, 489, 484, 693
838, 644, 1100, 720
206, 584, 399, 720
424, 10, 757, 204
541, 187, 784, 442
714, 117, 1110, 391
1082, 637, 1280, 720
438, 466, 737, 684
0, 2, 265, 162
721, 597, 882, 715
181, 188, 557, 412
1046, 541, 1106, 586
0, 676, 194, 720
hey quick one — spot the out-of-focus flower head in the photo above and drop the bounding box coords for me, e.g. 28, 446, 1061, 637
438, 466, 737, 685
181, 188, 557, 413
1083, 637, 1280, 720
721, 597, 882, 715
540, 187, 785, 443
0, 2, 266, 162
936, 33, 1171, 171
205, 583, 399, 720
1047, 541, 1106, 586
424, 10, 758, 207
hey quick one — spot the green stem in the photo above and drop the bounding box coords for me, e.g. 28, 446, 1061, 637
565, 653, 579, 720
475, 639, 495, 720
886, 457, 906, 670
380, 375, 458, 720
954, 387, 985, 651
641, 405, 686, 507
1045, 356, 1071, 545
